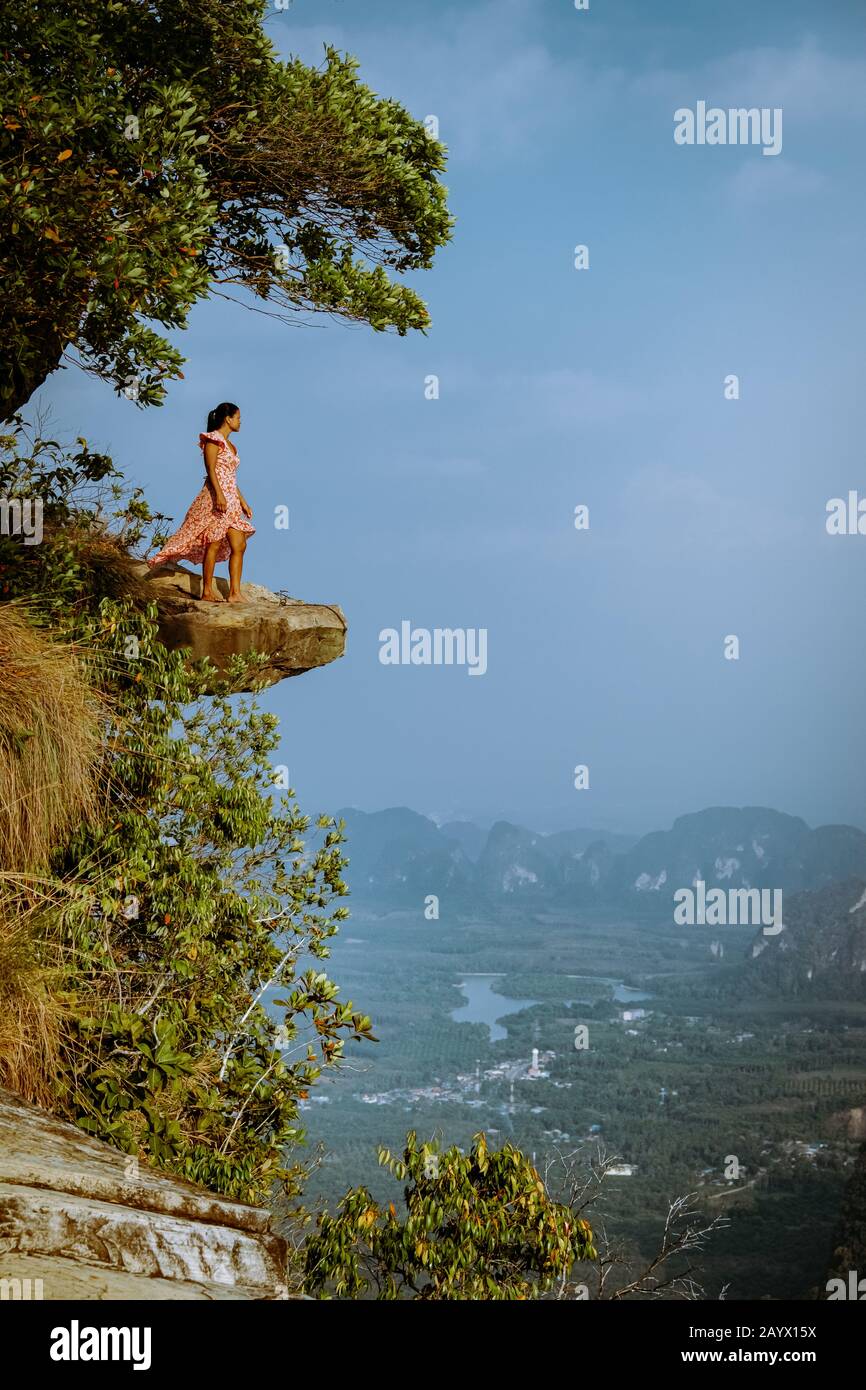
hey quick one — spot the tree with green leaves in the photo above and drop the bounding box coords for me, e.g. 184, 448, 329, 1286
304, 1131, 598, 1299
1, 0, 452, 415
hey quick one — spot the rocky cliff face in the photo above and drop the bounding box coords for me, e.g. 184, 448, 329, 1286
745, 878, 866, 999
133, 561, 347, 692
0, 1089, 292, 1300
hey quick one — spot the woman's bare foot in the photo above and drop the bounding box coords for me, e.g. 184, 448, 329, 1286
226, 591, 245, 604
200, 588, 225, 602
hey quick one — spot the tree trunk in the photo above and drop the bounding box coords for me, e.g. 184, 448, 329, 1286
1, 334, 66, 421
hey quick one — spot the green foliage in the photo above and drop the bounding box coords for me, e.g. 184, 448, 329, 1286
826, 1141, 866, 1290
1, 424, 375, 1203
0, 1, 452, 415
304, 1130, 596, 1299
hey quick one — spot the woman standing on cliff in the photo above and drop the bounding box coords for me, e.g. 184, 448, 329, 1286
147, 402, 255, 603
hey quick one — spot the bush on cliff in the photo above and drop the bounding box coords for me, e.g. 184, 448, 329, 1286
0, 421, 375, 1204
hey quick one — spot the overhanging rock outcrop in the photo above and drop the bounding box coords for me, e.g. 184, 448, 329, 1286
130, 561, 346, 692
0, 1088, 293, 1300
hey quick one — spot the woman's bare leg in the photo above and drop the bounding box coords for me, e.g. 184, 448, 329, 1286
227, 529, 246, 602
201, 540, 223, 601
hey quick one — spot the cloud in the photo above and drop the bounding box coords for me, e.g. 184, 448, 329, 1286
615, 465, 806, 555
274, 2, 595, 164
710, 38, 866, 120
518, 368, 660, 426
277, 12, 866, 173
274, 351, 666, 427
636, 35, 866, 146
375, 454, 488, 480
725, 158, 827, 205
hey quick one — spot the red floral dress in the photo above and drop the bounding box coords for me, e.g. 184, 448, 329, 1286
148, 431, 256, 568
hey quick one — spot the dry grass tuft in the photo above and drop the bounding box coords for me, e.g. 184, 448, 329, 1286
0, 888, 65, 1107
35, 520, 152, 607
0, 603, 104, 873
66, 529, 152, 606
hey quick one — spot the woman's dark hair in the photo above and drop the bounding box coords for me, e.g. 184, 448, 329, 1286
207, 402, 239, 432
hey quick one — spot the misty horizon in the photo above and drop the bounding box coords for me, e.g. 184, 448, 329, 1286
335, 799, 866, 841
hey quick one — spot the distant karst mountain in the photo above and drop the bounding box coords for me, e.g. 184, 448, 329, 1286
438, 820, 486, 862
336, 805, 866, 916
602, 807, 866, 912
746, 878, 866, 999
335, 808, 476, 904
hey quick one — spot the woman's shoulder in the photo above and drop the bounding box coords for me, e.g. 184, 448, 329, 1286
199, 430, 226, 449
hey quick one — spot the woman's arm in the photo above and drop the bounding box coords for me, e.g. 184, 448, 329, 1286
204, 442, 227, 510
237, 487, 253, 519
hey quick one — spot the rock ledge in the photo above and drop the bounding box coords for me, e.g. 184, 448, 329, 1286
132, 561, 346, 692
0, 1088, 292, 1300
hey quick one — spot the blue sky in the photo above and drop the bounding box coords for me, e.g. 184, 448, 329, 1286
38, 0, 866, 834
